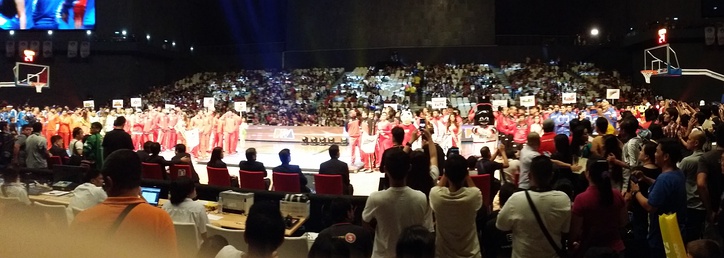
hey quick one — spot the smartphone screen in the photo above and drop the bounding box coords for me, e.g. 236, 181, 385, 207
419, 119, 426, 130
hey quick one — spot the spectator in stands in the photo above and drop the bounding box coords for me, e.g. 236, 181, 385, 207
682, 131, 706, 243
207, 147, 227, 168
239, 148, 267, 176
642, 108, 658, 129
629, 138, 686, 258
169, 144, 199, 182
68, 169, 107, 210
430, 154, 482, 257
162, 177, 209, 241
497, 155, 571, 258
70, 149, 177, 258
12, 124, 32, 167
590, 117, 610, 157
686, 239, 721, 258
319, 144, 352, 195
49, 135, 69, 158
273, 148, 310, 193
363, 148, 433, 258
68, 127, 85, 164
310, 198, 373, 258
83, 122, 104, 171
518, 133, 541, 190
1, 167, 30, 205
0, 121, 12, 169
215, 202, 285, 258
476, 145, 508, 195
696, 124, 724, 230
136, 141, 153, 162
482, 183, 516, 258
552, 134, 576, 199
378, 127, 405, 173
404, 129, 439, 199
421, 128, 445, 176
102, 116, 134, 159
662, 107, 685, 139
25, 122, 49, 169
538, 119, 556, 155
570, 160, 626, 257
395, 225, 435, 258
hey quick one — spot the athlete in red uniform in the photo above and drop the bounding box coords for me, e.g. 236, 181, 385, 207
347, 110, 362, 164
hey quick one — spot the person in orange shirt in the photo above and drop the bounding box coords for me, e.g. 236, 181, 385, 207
213, 113, 224, 148
70, 150, 177, 258
166, 110, 178, 150
189, 113, 204, 157
199, 111, 212, 159
123, 109, 133, 134
230, 113, 242, 154
157, 110, 169, 151
130, 113, 144, 150
347, 109, 362, 164
58, 111, 72, 148
45, 109, 60, 149
223, 112, 238, 154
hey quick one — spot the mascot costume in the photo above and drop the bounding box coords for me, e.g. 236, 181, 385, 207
470, 99, 498, 155
398, 110, 418, 148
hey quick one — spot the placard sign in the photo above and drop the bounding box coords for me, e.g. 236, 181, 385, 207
520, 96, 536, 107
431, 97, 447, 109
165, 104, 175, 110
383, 103, 398, 110
130, 98, 142, 107
562, 93, 577, 104
234, 102, 247, 112
83, 100, 94, 109
606, 89, 620, 100
112, 99, 123, 109
492, 100, 508, 110
203, 97, 215, 108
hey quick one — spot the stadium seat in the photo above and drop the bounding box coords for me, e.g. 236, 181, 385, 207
173, 222, 200, 258
170, 165, 192, 180
239, 170, 266, 190
47, 156, 62, 168
207, 167, 232, 187
277, 236, 309, 257
32, 202, 71, 232
272, 172, 300, 192
206, 224, 247, 251
314, 174, 343, 195
470, 174, 492, 212
141, 162, 165, 180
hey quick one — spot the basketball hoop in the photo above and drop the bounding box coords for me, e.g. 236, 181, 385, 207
31, 82, 46, 93
641, 70, 658, 84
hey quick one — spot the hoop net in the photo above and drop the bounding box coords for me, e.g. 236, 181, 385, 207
31, 82, 46, 93
641, 70, 658, 84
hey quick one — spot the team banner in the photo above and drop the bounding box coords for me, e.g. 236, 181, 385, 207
130, 98, 142, 107
431, 97, 447, 109
606, 89, 621, 100
42, 41, 52, 58
5, 41, 14, 58
234, 101, 247, 112
520, 96, 535, 107
492, 100, 508, 110
562, 92, 577, 104
112, 99, 124, 109
67, 41, 78, 58
83, 100, 95, 109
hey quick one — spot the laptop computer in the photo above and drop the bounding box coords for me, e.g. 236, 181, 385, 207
141, 187, 162, 206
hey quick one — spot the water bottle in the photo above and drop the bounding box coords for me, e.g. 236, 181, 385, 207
217, 196, 224, 214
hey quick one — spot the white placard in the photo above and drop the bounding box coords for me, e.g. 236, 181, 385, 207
234, 101, 247, 112
520, 96, 536, 107
606, 89, 620, 100
562, 93, 577, 104
112, 99, 123, 108
130, 98, 142, 107
203, 97, 215, 108
384, 103, 398, 110
165, 104, 175, 110
83, 100, 94, 109
492, 100, 508, 110
431, 97, 447, 109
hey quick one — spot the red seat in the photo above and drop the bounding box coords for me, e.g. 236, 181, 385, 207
272, 172, 300, 192
239, 170, 266, 190
170, 165, 192, 180
207, 167, 232, 187
62, 156, 69, 165
47, 156, 62, 168
470, 174, 492, 211
512, 173, 520, 187
314, 174, 343, 195
141, 162, 165, 180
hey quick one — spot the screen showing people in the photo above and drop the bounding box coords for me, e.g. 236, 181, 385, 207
0, 0, 96, 30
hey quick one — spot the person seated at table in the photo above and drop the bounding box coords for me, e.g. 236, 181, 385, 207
239, 147, 270, 189
49, 135, 70, 159
144, 142, 189, 180
162, 177, 209, 241
0, 167, 30, 205
310, 198, 372, 257
215, 202, 285, 258
171, 144, 199, 183
207, 147, 227, 168
273, 148, 310, 193
136, 141, 153, 161
319, 144, 353, 195
68, 169, 107, 210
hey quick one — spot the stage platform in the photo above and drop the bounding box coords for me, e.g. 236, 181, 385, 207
161, 140, 481, 196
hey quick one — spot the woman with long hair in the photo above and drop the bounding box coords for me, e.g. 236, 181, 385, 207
603, 135, 624, 189
628, 142, 661, 243
445, 113, 460, 149
207, 147, 226, 168
375, 112, 392, 170
570, 160, 627, 257
407, 150, 436, 199
162, 177, 209, 241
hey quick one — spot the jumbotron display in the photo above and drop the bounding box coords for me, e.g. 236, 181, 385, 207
0, 0, 95, 30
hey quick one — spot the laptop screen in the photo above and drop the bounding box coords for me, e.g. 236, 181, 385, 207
141, 187, 162, 206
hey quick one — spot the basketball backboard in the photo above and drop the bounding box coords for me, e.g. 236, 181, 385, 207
0, 62, 50, 93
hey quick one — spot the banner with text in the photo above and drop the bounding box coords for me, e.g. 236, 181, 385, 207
112, 99, 123, 109
234, 102, 247, 112
83, 100, 94, 109
520, 96, 536, 107
431, 98, 447, 109
130, 98, 142, 107
492, 100, 508, 110
562, 93, 577, 104
606, 89, 620, 100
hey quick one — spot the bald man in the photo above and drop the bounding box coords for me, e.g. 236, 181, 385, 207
681, 130, 707, 243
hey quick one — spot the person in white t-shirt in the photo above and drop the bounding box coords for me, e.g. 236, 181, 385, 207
215, 202, 285, 258
430, 154, 483, 258
496, 155, 571, 258
162, 177, 209, 241
0, 167, 30, 205
363, 148, 433, 258
68, 169, 107, 210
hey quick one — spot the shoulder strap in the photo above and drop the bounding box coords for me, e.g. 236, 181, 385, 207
525, 190, 567, 257
108, 203, 141, 235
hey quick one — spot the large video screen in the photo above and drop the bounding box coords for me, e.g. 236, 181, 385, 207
0, 0, 95, 30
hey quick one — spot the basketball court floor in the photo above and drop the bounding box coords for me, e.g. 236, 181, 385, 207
162, 140, 483, 197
